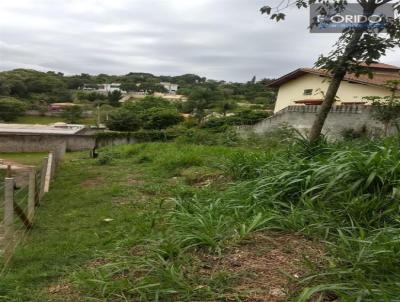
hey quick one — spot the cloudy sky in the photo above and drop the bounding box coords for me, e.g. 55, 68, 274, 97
0, 0, 399, 82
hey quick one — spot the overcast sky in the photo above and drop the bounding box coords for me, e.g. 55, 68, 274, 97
0, 0, 399, 82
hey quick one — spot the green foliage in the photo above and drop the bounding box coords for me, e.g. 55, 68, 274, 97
105, 97, 183, 131
60, 105, 83, 123
107, 90, 122, 107
367, 81, 400, 136
105, 108, 141, 131
201, 110, 269, 130
77, 91, 107, 102
143, 108, 184, 130
0, 69, 66, 99
175, 128, 240, 146
341, 125, 368, 140
0, 97, 26, 121
10, 138, 400, 301
182, 87, 223, 121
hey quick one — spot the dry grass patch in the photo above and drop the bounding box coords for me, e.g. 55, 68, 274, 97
199, 232, 325, 302
81, 176, 105, 188
179, 166, 229, 188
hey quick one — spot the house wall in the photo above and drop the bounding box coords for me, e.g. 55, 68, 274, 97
274, 74, 392, 112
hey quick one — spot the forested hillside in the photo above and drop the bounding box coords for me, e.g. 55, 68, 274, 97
0, 69, 276, 108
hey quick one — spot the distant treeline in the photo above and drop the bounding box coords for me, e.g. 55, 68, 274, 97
0, 69, 276, 107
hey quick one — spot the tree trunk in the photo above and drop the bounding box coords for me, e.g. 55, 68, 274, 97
309, 31, 365, 142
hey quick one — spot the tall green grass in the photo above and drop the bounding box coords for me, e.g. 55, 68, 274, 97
162, 137, 400, 300
68, 137, 400, 301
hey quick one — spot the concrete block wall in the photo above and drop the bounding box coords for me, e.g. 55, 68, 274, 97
238, 105, 386, 138
0, 134, 135, 153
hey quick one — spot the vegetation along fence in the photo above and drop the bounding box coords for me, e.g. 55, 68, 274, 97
0, 145, 64, 266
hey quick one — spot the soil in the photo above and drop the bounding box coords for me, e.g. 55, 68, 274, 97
198, 232, 325, 302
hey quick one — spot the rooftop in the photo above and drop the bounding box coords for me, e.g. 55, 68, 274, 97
268, 63, 400, 88
0, 123, 86, 135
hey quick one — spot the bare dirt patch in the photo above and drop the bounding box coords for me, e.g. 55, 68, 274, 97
81, 176, 105, 188
46, 281, 82, 302
179, 166, 230, 188
199, 232, 325, 302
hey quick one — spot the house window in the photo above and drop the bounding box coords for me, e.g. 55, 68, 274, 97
303, 89, 313, 96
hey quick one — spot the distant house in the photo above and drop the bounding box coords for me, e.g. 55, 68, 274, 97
268, 63, 400, 113
160, 82, 179, 94
82, 83, 127, 94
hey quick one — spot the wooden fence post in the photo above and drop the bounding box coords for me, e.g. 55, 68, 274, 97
50, 150, 56, 180
44, 153, 53, 193
4, 177, 14, 262
39, 157, 48, 201
28, 168, 36, 221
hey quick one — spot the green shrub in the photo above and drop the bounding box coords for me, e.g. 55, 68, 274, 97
105, 109, 141, 131
0, 97, 26, 122
143, 108, 184, 130
61, 105, 83, 123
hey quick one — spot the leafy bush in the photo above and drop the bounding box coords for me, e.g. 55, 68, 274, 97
341, 125, 368, 140
143, 108, 184, 130
201, 110, 269, 130
175, 128, 239, 146
105, 109, 141, 131
229, 109, 269, 125
61, 105, 83, 123
105, 97, 183, 131
0, 97, 26, 121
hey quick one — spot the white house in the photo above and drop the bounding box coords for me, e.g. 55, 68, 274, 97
83, 83, 126, 94
160, 82, 179, 94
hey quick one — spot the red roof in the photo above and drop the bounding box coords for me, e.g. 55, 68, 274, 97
268, 63, 400, 89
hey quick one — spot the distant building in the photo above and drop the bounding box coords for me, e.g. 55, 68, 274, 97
160, 82, 179, 94
82, 83, 126, 94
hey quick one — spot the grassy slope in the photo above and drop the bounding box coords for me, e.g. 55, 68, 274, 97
0, 143, 247, 301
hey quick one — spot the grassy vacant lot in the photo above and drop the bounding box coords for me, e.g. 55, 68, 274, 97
1, 142, 318, 301
1, 137, 400, 301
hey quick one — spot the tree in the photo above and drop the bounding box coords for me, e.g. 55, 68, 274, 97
0, 98, 26, 122
261, 1, 400, 142
183, 87, 222, 122
61, 105, 83, 123
106, 108, 141, 131
108, 90, 122, 107
368, 80, 400, 136
143, 108, 184, 130
217, 100, 237, 116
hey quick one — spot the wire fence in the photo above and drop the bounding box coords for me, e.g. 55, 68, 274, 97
0, 145, 65, 267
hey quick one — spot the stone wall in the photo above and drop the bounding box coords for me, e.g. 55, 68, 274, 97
0, 133, 133, 152
238, 105, 386, 138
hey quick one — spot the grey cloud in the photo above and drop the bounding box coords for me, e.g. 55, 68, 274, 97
0, 0, 399, 82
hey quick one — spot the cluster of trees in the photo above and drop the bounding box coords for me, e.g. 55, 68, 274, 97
106, 93, 271, 132
76, 90, 123, 107
106, 97, 183, 131
0, 69, 71, 103
0, 68, 276, 124
0, 69, 276, 105
0, 98, 26, 122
